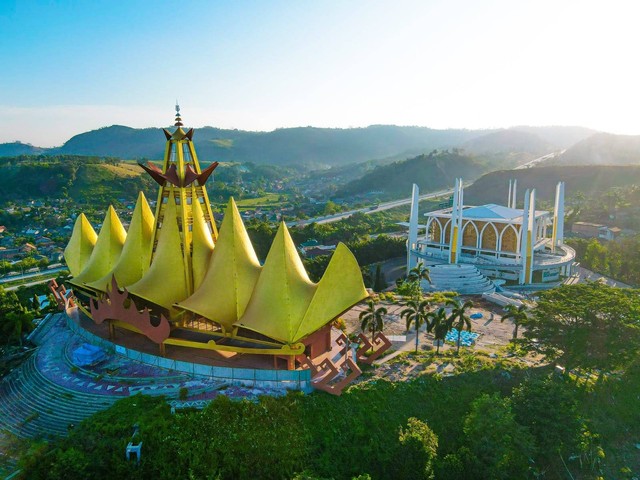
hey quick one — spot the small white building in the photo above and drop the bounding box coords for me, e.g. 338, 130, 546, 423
406, 179, 575, 287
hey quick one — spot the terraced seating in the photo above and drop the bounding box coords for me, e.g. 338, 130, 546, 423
0, 355, 119, 439
0, 333, 228, 440
425, 264, 496, 294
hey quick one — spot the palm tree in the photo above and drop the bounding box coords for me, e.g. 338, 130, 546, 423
408, 261, 432, 287
500, 304, 530, 340
400, 298, 431, 353
427, 307, 449, 355
446, 299, 474, 355
359, 299, 388, 342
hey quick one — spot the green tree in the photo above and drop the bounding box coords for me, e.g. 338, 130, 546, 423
500, 303, 530, 340
322, 201, 341, 216
426, 307, 449, 355
446, 299, 473, 355
521, 283, 640, 373
0, 286, 31, 345
583, 239, 609, 274
397, 418, 438, 480
359, 300, 387, 342
511, 376, 583, 462
4, 308, 34, 346
463, 393, 535, 480
372, 264, 387, 292
400, 298, 431, 353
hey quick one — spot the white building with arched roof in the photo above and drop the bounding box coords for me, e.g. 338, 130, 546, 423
406, 179, 575, 288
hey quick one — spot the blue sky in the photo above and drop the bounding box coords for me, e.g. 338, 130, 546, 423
1, 0, 639, 146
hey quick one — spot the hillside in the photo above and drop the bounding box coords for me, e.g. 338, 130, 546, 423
337, 151, 487, 199
464, 165, 640, 205
48, 125, 496, 167
510, 126, 596, 148
548, 132, 640, 166
0, 142, 46, 157
0, 155, 154, 205
462, 129, 554, 156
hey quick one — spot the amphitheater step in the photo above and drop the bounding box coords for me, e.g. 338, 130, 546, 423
0, 355, 120, 440
424, 264, 496, 295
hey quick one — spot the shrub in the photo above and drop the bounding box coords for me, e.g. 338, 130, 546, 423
178, 387, 188, 400
463, 393, 535, 480
396, 417, 438, 480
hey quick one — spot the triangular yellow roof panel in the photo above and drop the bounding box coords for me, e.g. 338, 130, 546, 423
86, 192, 155, 292
70, 206, 126, 286
127, 194, 189, 315
64, 213, 98, 277
191, 199, 214, 291
235, 222, 316, 344
292, 243, 368, 342
177, 198, 261, 332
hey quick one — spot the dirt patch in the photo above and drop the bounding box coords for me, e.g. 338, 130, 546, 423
342, 294, 544, 384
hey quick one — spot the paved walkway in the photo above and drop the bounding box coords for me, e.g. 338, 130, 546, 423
573, 266, 632, 288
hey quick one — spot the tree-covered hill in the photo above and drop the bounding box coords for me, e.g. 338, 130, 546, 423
0, 155, 154, 205
336, 150, 488, 199
49, 125, 496, 167
0, 142, 46, 157
461, 129, 555, 156
464, 165, 640, 205
549, 132, 640, 166
509, 125, 596, 148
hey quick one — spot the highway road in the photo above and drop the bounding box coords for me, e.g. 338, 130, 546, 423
514, 150, 565, 170
289, 187, 454, 227
4, 276, 61, 291
291, 149, 567, 228
0, 266, 67, 285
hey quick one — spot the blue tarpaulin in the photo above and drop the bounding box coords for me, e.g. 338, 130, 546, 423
72, 343, 106, 366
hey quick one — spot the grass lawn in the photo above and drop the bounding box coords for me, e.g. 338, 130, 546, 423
233, 193, 287, 208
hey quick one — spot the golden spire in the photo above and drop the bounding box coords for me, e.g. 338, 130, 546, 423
177, 198, 261, 333
127, 194, 189, 315
64, 213, 98, 277
235, 221, 315, 344
86, 192, 155, 292
70, 206, 127, 286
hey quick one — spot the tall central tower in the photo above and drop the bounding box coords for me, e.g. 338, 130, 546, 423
137, 105, 218, 298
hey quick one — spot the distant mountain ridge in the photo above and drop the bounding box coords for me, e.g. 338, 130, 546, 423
464, 165, 640, 205
461, 130, 555, 156
0, 124, 599, 168
27, 125, 499, 167
549, 132, 640, 166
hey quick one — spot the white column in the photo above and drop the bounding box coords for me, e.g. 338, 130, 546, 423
519, 189, 530, 284
456, 180, 464, 255
507, 180, 512, 208
406, 183, 420, 275
526, 189, 536, 284
511, 179, 517, 208
448, 178, 462, 264
552, 181, 565, 248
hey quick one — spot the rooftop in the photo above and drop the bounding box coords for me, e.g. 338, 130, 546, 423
426, 203, 548, 222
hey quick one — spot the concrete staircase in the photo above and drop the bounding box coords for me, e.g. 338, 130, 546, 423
0, 355, 119, 439
424, 264, 495, 295
26, 313, 59, 346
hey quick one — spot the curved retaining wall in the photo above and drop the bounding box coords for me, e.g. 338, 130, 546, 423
65, 315, 313, 393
